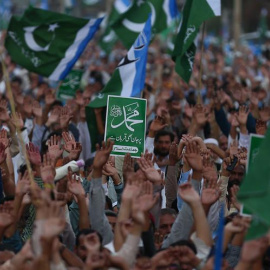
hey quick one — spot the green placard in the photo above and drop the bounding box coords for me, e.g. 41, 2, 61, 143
57, 70, 83, 100
247, 134, 265, 172
105, 95, 147, 158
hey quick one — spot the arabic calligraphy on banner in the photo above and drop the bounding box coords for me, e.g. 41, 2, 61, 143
105, 95, 147, 158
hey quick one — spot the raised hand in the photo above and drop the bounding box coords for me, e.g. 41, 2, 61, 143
41, 153, 56, 183
137, 156, 163, 184
45, 92, 56, 106
68, 142, 82, 161
11, 112, 24, 129
169, 142, 179, 166
0, 129, 10, 149
229, 140, 238, 156
32, 100, 43, 118
16, 171, 31, 197
42, 202, 66, 240
137, 181, 159, 212
202, 157, 218, 181
0, 201, 14, 228
46, 108, 60, 126
201, 177, 221, 207
48, 135, 63, 161
148, 115, 168, 137
26, 142, 41, 166
184, 141, 203, 173
236, 105, 249, 126
60, 106, 73, 129
122, 153, 135, 182
67, 168, 85, 197
0, 142, 7, 165
62, 131, 76, 153
178, 182, 200, 205
102, 161, 118, 177
93, 140, 114, 172
194, 104, 207, 127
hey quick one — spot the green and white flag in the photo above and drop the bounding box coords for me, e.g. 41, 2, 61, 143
105, 95, 146, 158
111, 0, 179, 48
5, 7, 103, 81
173, 0, 221, 83
99, 0, 131, 53
57, 69, 83, 100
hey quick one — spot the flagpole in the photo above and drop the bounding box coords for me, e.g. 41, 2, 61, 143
197, 22, 206, 104
0, 53, 35, 185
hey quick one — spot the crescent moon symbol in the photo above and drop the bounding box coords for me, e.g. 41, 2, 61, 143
24, 26, 51, 52
122, 2, 156, 33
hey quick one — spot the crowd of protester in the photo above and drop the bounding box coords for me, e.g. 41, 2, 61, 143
0, 31, 269, 269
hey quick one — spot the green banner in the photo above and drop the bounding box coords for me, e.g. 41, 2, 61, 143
57, 69, 83, 100
247, 134, 265, 172
105, 95, 146, 158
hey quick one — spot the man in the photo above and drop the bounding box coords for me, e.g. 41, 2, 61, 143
229, 164, 245, 184
154, 130, 174, 173
155, 208, 177, 250
219, 134, 228, 152
75, 229, 102, 262
158, 208, 177, 237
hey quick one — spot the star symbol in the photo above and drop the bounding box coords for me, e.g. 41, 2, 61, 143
48, 23, 59, 32
137, 0, 145, 6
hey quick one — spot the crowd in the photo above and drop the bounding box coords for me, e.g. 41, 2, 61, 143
0, 28, 269, 270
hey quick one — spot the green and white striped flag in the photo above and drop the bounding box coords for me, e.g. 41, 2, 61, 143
111, 0, 179, 48
5, 7, 103, 81
99, 0, 131, 53
173, 0, 221, 83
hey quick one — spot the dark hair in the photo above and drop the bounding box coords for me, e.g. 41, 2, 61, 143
11, 76, 22, 85
154, 130, 174, 143
51, 100, 63, 108
76, 229, 103, 247
160, 208, 177, 217
105, 210, 118, 217
170, 239, 197, 254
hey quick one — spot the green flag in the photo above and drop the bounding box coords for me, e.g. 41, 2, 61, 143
57, 69, 83, 100
111, 0, 179, 48
99, 0, 131, 54
238, 128, 270, 239
172, 0, 221, 83
5, 7, 103, 81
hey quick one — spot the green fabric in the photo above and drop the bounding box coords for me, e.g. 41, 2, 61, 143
5, 7, 89, 78
111, 0, 174, 48
172, 0, 219, 83
238, 128, 270, 239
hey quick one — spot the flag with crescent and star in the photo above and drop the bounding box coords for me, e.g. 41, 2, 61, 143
5, 7, 103, 81
111, 0, 179, 48
86, 15, 151, 152
99, 0, 132, 54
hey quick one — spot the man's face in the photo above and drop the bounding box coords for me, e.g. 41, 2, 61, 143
219, 135, 228, 151
76, 234, 101, 262
158, 214, 176, 236
107, 215, 117, 233
230, 165, 245, 183
154, 135, 172, 157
